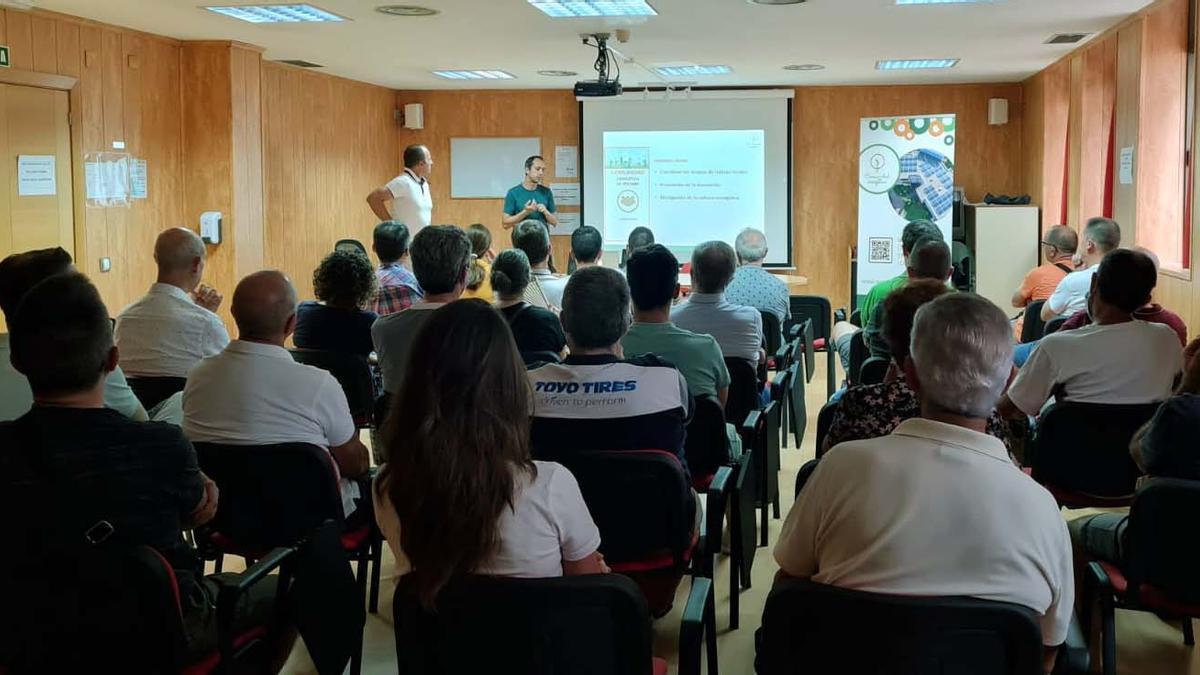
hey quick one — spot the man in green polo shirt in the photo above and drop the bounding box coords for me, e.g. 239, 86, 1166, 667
502, 155, 558, 230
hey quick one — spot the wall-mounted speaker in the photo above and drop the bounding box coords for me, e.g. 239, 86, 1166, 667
988, 98, 1009, 126
403, 103, 424, 130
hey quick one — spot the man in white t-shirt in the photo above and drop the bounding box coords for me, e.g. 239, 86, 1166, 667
183, 271, 370, 518
776, 294, 1075, 669
1041, 216, 1120, 322
1002, 248, 1182, 418
367, 144, 434, 233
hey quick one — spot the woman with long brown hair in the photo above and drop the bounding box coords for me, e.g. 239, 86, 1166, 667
373, 299, 607, 607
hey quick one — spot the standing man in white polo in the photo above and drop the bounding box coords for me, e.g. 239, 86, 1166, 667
367, 144, 434, 233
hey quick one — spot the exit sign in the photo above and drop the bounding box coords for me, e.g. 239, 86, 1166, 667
0, 46, 8, 68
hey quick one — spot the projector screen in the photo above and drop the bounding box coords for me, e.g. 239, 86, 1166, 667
580, 90, 793, 267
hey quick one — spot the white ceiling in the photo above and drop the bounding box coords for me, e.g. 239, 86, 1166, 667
35, 0, 1154, 90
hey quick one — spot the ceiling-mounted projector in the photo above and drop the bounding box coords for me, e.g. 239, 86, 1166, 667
575, 33, 622, 97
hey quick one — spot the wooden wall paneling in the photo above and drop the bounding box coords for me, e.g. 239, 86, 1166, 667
5, 11, 32, 71
230, 45, 264, 284
30, 15, 57, 74
1022, 70, 1047, 230
78, 24, 110, 302
1040, 61, 1071, 228
0, 86, 10, 260
1114, 21, 1144, 240
1067, 55, 1085, 229
0, 11, 7, 45
101, 28, 129, 305
1080, 36, 1118, 221
120, 31, 148, 303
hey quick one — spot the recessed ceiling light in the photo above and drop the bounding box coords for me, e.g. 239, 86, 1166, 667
528, 1, 657, 18
538, 70, 578, 76
876, 59, 960, 70
205, 4, 346, 23
783, 64, 825, 71
375, 5, 440, 16
654, 65, 731, 77
895, 0, 994, 4
432, 70, 517, 80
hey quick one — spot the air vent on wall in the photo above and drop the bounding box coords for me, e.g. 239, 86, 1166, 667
277, 59, 324, 68
1045, 33, 1091, 45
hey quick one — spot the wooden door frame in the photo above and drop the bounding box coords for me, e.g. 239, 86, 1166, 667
0, 68, 82, 262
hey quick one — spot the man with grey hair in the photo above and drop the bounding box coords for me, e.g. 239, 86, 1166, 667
183, 270, 370, 520
725, 228, 790, 338
1041, 216, 1121, 321
776, 293, 1075, 670
672, 240, 765, 368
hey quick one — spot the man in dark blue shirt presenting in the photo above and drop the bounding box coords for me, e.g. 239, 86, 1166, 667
503, 155, 558, 230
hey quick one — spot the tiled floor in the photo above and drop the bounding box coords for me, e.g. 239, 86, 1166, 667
259, 358, 1200, 674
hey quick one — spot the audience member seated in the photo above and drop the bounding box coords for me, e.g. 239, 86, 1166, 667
528, 267, 693, 476
570, 225, 604, 272
369, 220, 423, 316
1040, 216, 1121, 322
777, 293, 1074, 666
862, 238, 952, 359
294, 250, 377, 357
183, 271, 370, 521
372, 300, 607, 595
724, 228, 790, 337
1069, 337, 1200, 567
460, 223, 494, 302
620, 226, 655, 273
1054, 246, 1188, 347
491, 249, 567, 359
0, 248, 146, 422
115, 227, 229, 381
823, 280, 1022, 459
1012, 224, 1077, 338
511, 220, 565, 310
0, 272, 281, 661
671, 240, 765, 369
1001, 248, 1182, 419
832, 219, 943, 371
372, 225, 472, 395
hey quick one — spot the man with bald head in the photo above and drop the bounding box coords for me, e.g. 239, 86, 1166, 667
116, 228, 229, 406
183, 271, 370, 519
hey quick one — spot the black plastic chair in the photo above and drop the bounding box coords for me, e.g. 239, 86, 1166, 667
759, 576, 1088, 675
1044, 316, 1067, 336
393, 572, 713, 675
724, 356, 761, 429
846, 330, 869, 387
684, 395, 730, 490
787, 362, 807, 450
1028, 402, 1161, 505
794, 458, 818, 498
859, 356, 890, 386
739, 401, 781, 549
760, 310, 782, 381
290, 349, 377, 428
126, 376, 187, 411
1086, 478, 1200, 675
194, 442, 380, 674
772, 342, 795, 444
520, 350, 561, 367
814, 398, 841, 459
0, 542, 293, 674
1020, 300, 1048, 343
786, 295, 836, 398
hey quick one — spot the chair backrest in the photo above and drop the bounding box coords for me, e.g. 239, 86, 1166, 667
772, 368, 792, 449
724, 356, 761, 427
859, 356, 890, 386
195, 442, 345, 548
1125, 477, 1200, 603
814, 399, 841, 459
1044, 316, 1067, 336
787, 362, 807, 447
684, 395, 728, 484
393, 573, 655, 675
334, 239, 369, 258
554, 450, 694, 567
1030, 402, 1161, 496
126, 376, 187, 412
787, 295, 832, 343
796, 320, 816, 384
521, 350, 561, 367
849, 308, 862, 328
846, 330, 869, 387
760, 310, 782, 359
759, 577, 1044, 675
289, 348, 376, 425
1, 543, 185, 673
1020, 300, 1047, 343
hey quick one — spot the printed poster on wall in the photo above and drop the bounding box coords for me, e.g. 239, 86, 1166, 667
857, 114, 956, 298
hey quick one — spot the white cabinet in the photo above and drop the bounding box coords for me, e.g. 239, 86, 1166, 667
963, 205, 1040, 313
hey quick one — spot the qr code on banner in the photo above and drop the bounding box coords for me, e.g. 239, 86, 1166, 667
868, 237, 893, 264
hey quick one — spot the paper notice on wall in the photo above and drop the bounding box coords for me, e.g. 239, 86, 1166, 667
1119, 146, 1135, 185
17, 155, 56, 196
130, 158, 148, 199
84, 152, 131, 207
555, 145, 578, 178
550, 182, 580, 206
555, 212, 580, 234
85, 162, 104, 199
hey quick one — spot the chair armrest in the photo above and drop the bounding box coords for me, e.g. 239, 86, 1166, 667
1087, 561, 1112, 592
1054, 612, 1091, 675
213, 546, 296, 664
700, 466, 734, 573
774, 343, 791, 366
740, 410, 762, 439
678, 576, 713, 675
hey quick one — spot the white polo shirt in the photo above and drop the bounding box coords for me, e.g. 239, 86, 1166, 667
116, 283, 230, 378
182, 340, 360, 515
385, 169, 433, 233
1045, 265, 1097, 318
1008, 320, 1182, 415
775, 418, 1074, 646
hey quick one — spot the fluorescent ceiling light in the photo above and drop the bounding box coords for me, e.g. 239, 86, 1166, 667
432, 70, 517, 80
876, 59, 959, 70
654, 65, 732, 77
205, 4, 345, 23
528, 1, 657, 18
895, 0, 994, 4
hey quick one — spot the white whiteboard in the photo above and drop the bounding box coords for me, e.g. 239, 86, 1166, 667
450, 137, 541, 199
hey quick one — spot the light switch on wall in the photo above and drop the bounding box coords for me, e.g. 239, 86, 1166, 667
99, 257, 111, 273
200, 212, 222, 244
